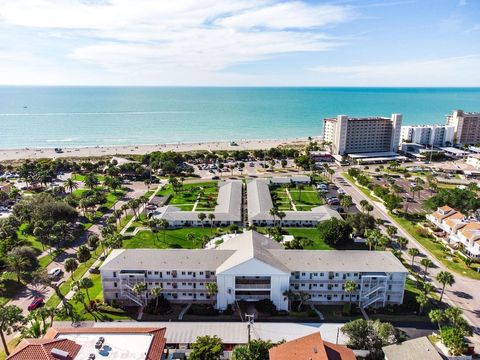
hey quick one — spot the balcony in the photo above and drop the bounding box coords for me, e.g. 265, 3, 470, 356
235, 283, 270, 289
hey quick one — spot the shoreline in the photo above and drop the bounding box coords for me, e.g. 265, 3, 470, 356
0, 137, 318, 162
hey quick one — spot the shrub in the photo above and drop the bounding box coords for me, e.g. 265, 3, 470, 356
254, 299, 277, 315
188, 304, 218, 316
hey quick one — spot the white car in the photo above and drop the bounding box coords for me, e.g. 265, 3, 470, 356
48, 267, 62, 278
337, 189, 346, 195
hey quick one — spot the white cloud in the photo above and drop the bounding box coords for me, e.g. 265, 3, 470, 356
0, 0, 351, 78
308, 54, 480, 86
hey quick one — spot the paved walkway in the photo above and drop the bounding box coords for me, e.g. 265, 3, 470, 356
285, 188, 297, 211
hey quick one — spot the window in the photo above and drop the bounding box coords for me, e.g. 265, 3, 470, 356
148, 271, 152, 275
182, 283, 186, 286
200, 282, 204, 286
114, 282, 117, 288
200, 272, 204, 275
148, 282, 152, 285
167, 272, 170, 275
301, 273, 306, 276
154, 271, 159, 275
113, 272, 117, 278
188, 272, 192, 275
182, 272, 186, 275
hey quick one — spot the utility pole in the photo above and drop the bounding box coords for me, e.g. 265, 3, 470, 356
245, 314, 255, 345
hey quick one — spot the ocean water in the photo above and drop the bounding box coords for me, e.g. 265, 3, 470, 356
0, 87, 479, 149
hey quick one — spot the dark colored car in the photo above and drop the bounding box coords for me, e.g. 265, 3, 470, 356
28, 297, 44, 311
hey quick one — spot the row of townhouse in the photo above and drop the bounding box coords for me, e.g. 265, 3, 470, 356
100, 231, 407, 310
151, 180, 243, 227
247, 179, 341, 227
427, 206, 480, 259
151, 179, 342, 228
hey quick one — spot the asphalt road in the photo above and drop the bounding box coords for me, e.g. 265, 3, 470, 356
334, 170, 480, 348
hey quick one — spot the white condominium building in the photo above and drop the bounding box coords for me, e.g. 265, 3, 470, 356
400, 125, 454, 147
100, 231, 407, 311
446, 110, 480, 145
151, 180, 242, 227
247, 179, 342, 227
323, 114, 402, 155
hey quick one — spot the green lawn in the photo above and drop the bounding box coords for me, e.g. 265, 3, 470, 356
68, 273, 133, 321
46, 247, 104, 308
71, 173, 105, 183
17, 223, 45, 252
391, 213, 480, 280
123, 228, 217, 249
158, 182, 218, 211
289, 186, 324, 210
0, 274, 25, 306
256, 228, 367, 250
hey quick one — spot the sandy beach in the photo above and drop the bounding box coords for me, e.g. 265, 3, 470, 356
0, 137, 317, 162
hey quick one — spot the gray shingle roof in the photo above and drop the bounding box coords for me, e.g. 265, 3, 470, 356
247, 179, 341, 222
101, 231, 407, 274
382, 337, 442, 360
153, 180, 242, 222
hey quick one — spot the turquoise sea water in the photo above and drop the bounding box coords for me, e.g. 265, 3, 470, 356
0, 87, 479, 149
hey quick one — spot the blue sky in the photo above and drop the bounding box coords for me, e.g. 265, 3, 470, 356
0, 0, 479, 86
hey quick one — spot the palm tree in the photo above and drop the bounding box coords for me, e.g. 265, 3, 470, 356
296, 291, 310, 312
65, 178, 78, 193
0, 305, 25, 356
205, 283, 218, 298
197, 212, 206, 229
72, 288, 88, 312
186, 232, 196, 247
365, 229, 380, 251
420, 258, 433, 278
6, 254, 29, 283
422, 282, 435, 296
445, 306, 463, 328
84, 173, 99, 190
408, 248, 420, 266
437, 271, 455, 302
296, 184, 305, 201
132, 283, 147, 305
149, 219, 160, 245
396, 236, 408, 249
64, 258, 78, 280
282, 290, 296, 312
269, 207, 278, 227
364, 204, 374, 214
344, 280, 357, 313
359, 200, 369, 213
208, 213, 216, 233
386, 226, 397, 238
80, 278, 94, 302
429, 309, 445, 333
150, 287, 163, 312
277, 211, 286, 228
340, 195, 353, 210
158, 219, 169, 243
416, 293, 429, 315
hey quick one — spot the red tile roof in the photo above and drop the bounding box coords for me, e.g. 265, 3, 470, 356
7, 338, 81, 360
9, 327, 166, 360
269, 333, 355, 360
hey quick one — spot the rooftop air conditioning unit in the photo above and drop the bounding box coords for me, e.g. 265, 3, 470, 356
51, 348, 69, 359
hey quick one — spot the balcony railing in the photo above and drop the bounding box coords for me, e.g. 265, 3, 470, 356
235, 283, 271, 289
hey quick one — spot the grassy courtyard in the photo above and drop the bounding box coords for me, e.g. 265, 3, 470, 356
271, 185, 324, 211
157, 181, 218, 211
123, 227, 217, 249
256, 227, 367, 250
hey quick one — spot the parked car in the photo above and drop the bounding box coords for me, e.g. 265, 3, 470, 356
28, 297, 44, 311
211, 176, 220, 180
48, 267, 62, 279
89, 266, 100, 274
337, 189, 346, 195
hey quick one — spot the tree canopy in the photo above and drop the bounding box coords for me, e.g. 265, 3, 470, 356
317, 218, 352, 246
